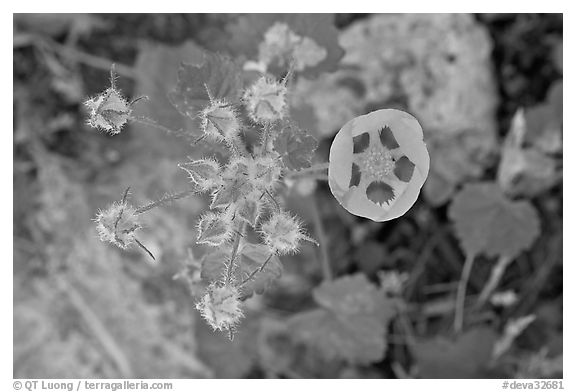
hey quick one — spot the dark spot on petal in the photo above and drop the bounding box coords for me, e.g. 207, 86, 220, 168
349, 163, 361, 187
366, 181, 395, 206
394, 156, 415, 182
353, 132, 370, 154
379, 126, 399, 149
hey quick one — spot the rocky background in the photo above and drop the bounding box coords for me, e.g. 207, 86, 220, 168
13, 14, 562, 378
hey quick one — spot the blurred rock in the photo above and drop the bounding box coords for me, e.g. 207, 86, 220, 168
293, 13, 498, 138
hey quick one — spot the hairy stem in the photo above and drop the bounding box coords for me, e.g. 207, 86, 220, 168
240, 253, 274, 286
225, 221, 246, 285
135, 188, 198, 214
454, 253, 475, 333
312, 194, 332, 281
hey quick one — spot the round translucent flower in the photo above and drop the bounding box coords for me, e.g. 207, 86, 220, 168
243, 76, 287, 123
196, 283, 244, 332
95, 201, 141, 249
328, 109, 430, 222
260, 211, 314, 255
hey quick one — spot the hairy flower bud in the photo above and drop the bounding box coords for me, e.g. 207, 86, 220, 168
196, 283, 243, 332
243, 76, 287, 123
260, 210, 315, 255
85, 87, 132, 135
95, 201, 141, 249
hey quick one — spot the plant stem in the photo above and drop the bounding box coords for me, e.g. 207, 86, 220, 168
240, 253, 274, 286
135, 188, 198, 214
225, 222, 245, 285
476, 255, 513, 308
454, 253, 475, 333
44, 38, 138, 78
312, 194, 332, 281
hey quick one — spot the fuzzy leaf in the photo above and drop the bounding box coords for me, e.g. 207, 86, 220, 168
448, 182, 540, 259
273, 122, 318, 170
237, 199, 261, 227
196, 213, 231, 246
179, 159, 221, 190
200, 243, 282, 299
168, 52, 243, 120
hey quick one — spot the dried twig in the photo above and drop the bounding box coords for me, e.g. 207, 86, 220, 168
55, 275, 133, 378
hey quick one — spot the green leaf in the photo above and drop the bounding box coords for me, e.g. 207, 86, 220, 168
288, 273, 396, 364
200, 243, 282, 299
448, 182, 541, 259
196, 213, 231, 246
168, 52, 243, 120
289, 309, 387, 365
313, 274, 394, 324
209, 14, 344, 78
273, 122, 318, 170
412, 327, 498, 378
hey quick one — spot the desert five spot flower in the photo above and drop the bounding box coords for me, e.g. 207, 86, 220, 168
328, 109, 430, 222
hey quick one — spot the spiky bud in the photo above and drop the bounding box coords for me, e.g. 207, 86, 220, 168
85, 87, 132, 135
196, 283, 244, 332
248, 154, 283, 192
260, 210, 314, 255
179, 158, 222, 192
243, 76, 287, 123
196, 211, 233, 247
95, 201, 141, 249
200, 99, 241, 143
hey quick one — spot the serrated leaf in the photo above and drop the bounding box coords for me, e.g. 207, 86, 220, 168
200, 243, 282, 299
196, 213, 231, 246
288, 309, 387, 365
134, 41, 205, 133
273, 122, 318, 170
179, 158, 221, 189
168, 52, 243, 120
210, 14, 344, 78
237, 198, 261, 227
448, 182, 541, 259
413, 327, 498, 378
210, 176, 252, 209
